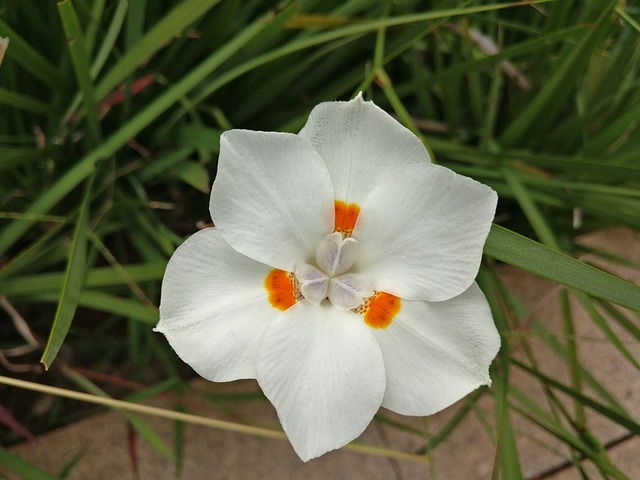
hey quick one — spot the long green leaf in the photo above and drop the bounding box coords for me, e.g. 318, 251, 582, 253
94, 0, 221, 101
484, 225, 640, 311
499, 6, 615, 146
0, 445, 60, 480
57, 0, 101, 145
0, 10, 269, 257
40, 173, 95, 370
0, 18, 66, 88
0, 87, 49, 114
513, 360, 640, 434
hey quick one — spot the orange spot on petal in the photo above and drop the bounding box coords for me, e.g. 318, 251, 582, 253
360, 292, 401, 329
334, 200, 360, 236
265, 269, 297, 311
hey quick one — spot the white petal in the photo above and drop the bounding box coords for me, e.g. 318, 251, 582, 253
315, 232, 358, 277
354, 163, 497, 301
298, 93, 430, 206
372, 283, 500, 415
328, 273, 373, 311
295, 263, 329, 305
156, 228, 279, 382
256, 301, 385, 461
210, 130, 334, 271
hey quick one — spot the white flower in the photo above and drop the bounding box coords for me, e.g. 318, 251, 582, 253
155, 94, 500, 461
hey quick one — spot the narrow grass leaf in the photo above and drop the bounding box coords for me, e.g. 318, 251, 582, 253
64, 369, 174, 460
484, 225, 640, 311
0, 9, 268, 256
94, 0, 222, 101
0, 445, 60, 480
57, 0, 101, 145
40, 174, 95, 370
0, 88, 49, 115
0, 18, 65, 89
513, 360, 640, 434
499, 6, 615, 147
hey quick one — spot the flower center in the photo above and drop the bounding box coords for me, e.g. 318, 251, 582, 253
295, 232, 373, 310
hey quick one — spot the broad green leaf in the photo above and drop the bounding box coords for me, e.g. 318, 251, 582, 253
40, 174, 95, 370
172, 160, 210, 193
484, 225, 640, 311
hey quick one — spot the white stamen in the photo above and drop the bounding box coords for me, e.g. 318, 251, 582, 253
296, 233, 371, 309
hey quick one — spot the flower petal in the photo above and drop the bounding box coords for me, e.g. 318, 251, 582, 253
372, 283, 500, 416
210, 130, 334, 271
156, 228, 279, 382
354, 163, 497, 301
298, 93, 430, 206
256, 301, 385, 461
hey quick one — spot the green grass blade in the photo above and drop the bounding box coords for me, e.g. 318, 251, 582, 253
499, 5, 615, 147
513, 360, 640, 434
0, 10, 270, 257
0, 87, 49, 115
484, 225, 640, 311
94, 0, 221, 100
494, 374, 523, 479
64, 368, 174, 460
0, 445, 60, 480
91, 0, 128, 78
57, 0, 101, 145
40, 173, 95, 370
0, 18, 66, 89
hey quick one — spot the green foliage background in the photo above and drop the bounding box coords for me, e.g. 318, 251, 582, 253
1, 0, 639, 478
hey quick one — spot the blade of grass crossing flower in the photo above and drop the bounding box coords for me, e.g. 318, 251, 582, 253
499, 5, 616, 147
0, 445, 60, 480
40, 173, 95, 370
484, 225, 640, 311
0, 261, 165, 297
27, 292, 157, 324
57, 0, 101, 145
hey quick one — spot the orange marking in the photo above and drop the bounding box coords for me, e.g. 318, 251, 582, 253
360, 292, 401, 329
334, 200, 360, 236
265, 269, 297, 311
